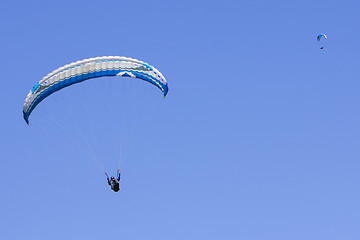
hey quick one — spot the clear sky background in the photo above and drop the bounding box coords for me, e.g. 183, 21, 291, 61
1, 0, 360, 239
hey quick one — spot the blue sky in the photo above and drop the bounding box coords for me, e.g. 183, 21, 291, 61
1, 0, 360, 239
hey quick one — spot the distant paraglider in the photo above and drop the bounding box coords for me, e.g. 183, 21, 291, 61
317, 33, 327, 49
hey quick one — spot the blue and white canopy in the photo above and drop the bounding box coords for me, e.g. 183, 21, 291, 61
23, 56, 168, 124
317, 33, 327, 41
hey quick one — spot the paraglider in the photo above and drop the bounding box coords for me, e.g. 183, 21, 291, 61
317, 34, 327, 49
23, 56, 168, 124
22, 56, 168, 192
105, 170, 121, 192
22, 56, 168, 191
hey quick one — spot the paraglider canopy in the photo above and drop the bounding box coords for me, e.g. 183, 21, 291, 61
23, 56, 168, 124
317, 33, 327, 41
